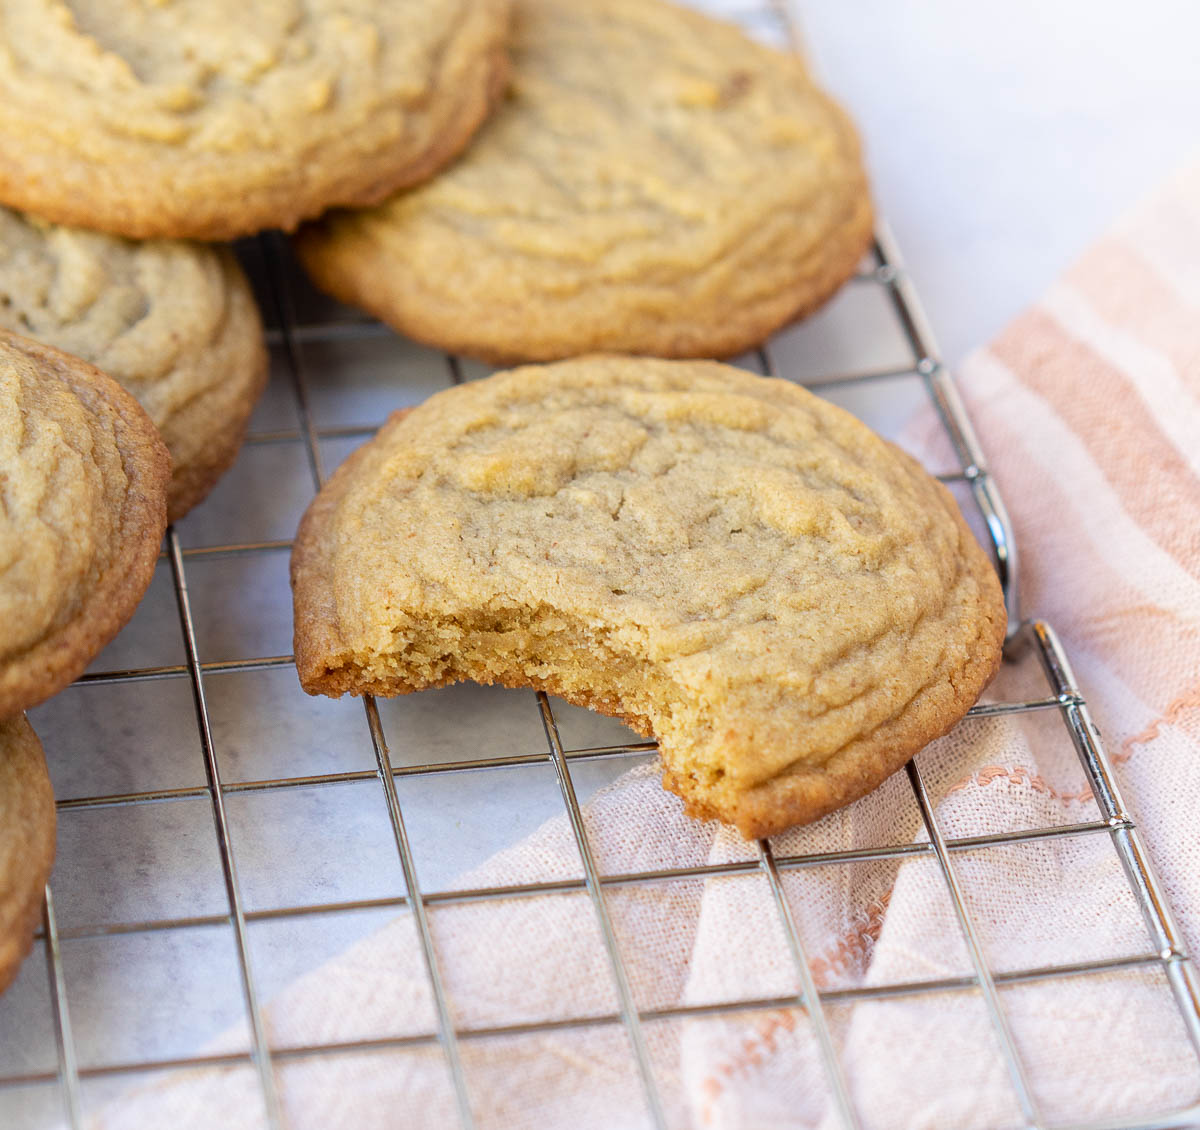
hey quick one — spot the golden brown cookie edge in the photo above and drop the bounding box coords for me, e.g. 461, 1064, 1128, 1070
0, 331, 170, 720
0, 714, 56, 996
663, 547, 1007, 838
291, 411, 422, 696
161, 251, 270, 521
295, 184, 873, 365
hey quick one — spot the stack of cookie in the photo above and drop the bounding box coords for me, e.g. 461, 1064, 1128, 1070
0, 0, 510, 993
0, 0, 1004, 994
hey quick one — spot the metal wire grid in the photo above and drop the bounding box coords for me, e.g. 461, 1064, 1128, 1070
0, 223, 1192, 1130
0, 13, 1197, 1130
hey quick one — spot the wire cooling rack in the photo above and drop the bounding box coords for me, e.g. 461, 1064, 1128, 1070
2, 3, 1199, 1128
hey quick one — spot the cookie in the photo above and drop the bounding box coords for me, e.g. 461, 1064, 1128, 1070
0, 331, 169, 720
0, 207, 267, 520
291, 357, 1005, 837
294, 0, 873, 365
0, 715, 56, 995
0, 0, 511, 240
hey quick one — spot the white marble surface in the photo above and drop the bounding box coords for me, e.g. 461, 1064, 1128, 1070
798, 0, 1200, 364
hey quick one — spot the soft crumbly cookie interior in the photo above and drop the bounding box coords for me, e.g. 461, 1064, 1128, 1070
326, 606, 682, 740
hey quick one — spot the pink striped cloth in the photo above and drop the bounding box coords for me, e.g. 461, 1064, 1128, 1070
82, 168, 1200, 1129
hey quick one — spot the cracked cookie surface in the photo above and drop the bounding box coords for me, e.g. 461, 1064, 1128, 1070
295, 0, 873, 364
291, 357, 1005, 837
0, 331, 169, 720
0, 0, 511, 239
0, 207, 267, 519
0, 714, 54, 995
